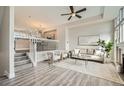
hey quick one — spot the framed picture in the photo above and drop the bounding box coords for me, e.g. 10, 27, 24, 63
78, 35, 100, 46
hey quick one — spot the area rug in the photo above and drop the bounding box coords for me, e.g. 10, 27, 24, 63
53, 59, 124, 84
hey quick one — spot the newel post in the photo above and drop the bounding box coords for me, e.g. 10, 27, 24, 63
30, 39, 37, 67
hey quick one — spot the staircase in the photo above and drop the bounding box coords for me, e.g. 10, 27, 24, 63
14, 52, 33, 72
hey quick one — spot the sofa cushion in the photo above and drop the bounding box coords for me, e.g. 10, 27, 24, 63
89, 55, 104, 62
79, 49, 87, 54
87, 49, 95, 55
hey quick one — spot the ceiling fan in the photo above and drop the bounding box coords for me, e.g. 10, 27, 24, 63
61, 6, 86, 21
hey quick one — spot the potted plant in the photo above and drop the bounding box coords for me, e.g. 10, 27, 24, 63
97, 39, 105, 48
104, 41, 113, 57
97, 39, 113, 57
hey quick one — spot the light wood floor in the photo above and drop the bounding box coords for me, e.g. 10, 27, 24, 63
0, 61, 123, 86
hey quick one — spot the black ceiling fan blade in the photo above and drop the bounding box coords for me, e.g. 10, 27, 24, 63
61, 13, 71, 16
69, 6, 74, 13
76, 14, 82, 18
68, 16, 72, 20
76, 8, 86, 13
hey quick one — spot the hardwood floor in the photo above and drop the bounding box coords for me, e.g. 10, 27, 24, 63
0, 61, 123, 86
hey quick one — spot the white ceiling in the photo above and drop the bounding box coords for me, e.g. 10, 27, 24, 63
15, 6, 121, 29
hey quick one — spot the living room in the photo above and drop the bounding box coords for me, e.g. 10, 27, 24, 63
0, 6, 124, 86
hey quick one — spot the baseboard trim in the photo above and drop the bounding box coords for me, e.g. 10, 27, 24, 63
4, 70, 15, 79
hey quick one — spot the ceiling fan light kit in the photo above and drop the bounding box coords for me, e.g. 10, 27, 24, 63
61, 6, 86, 21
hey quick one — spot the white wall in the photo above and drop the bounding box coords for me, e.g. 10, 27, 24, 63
57, 25, 66, 50
16, 39, 30, 50
0, 7, 15, 79
68, 21, 114, 50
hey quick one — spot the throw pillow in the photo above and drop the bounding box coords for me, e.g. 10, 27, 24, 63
87, 49, 95, 55
79, 49, 87, 54
74, 48, 80, 55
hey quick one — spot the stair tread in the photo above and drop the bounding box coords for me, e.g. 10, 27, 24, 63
15, 52, 26, 54
15, 61, 31, 67
14, 55, 29, 62
15, 55, 27, 57
15, 58, 30, 63
14, 53, 26, 57
15, 55, 27, 58
15, 59, 30, 63
15, 53, 26, 55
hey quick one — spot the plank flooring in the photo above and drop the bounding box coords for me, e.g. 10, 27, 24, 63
0, 61, 123, 86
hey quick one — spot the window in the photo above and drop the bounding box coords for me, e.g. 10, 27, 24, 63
115, 27, 120, 44
114, 7, 124, 44
119, 8, 123, 22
